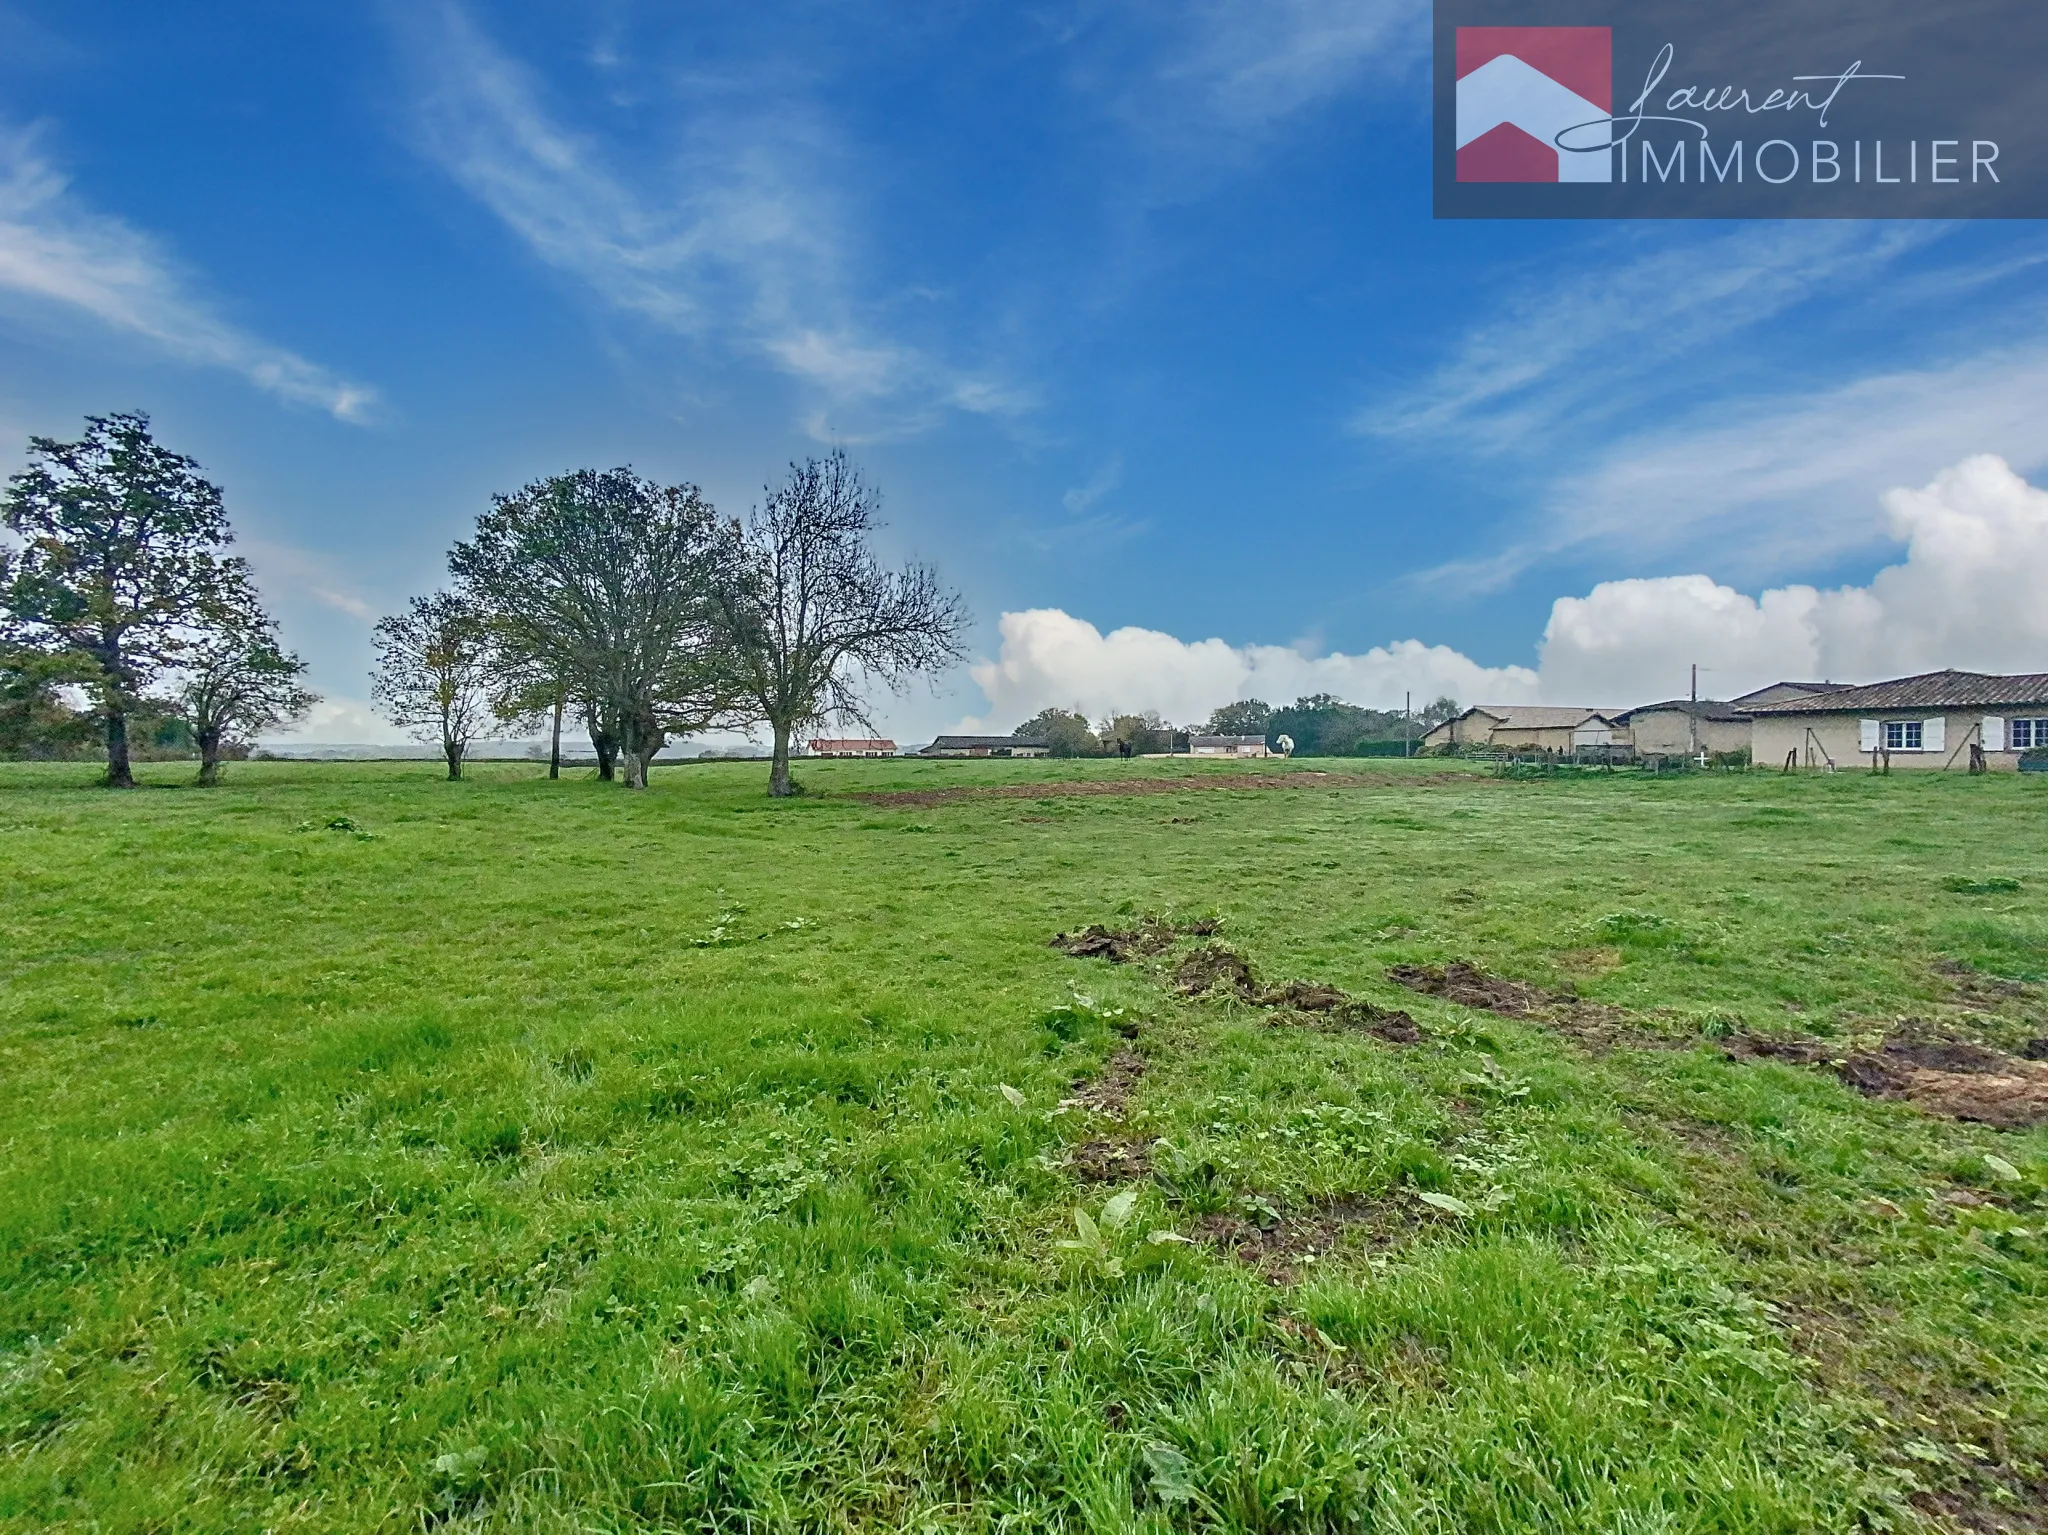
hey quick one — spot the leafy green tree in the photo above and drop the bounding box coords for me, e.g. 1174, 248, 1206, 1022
1013, 707, 1100, 757
1420, 695, 1461, 728
451, 468, 737, 790
1204, 699, 1271, 737
371, 592, 495, 780
1100, 711, 1169, 755
714, 451, 966, 797
1, 413, 243, 786
0, 643, 97, 759
175, 576, 318, 785
1266, 694, 1369, 756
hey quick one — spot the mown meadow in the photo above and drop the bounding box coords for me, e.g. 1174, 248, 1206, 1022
1, 756, 2044, 1533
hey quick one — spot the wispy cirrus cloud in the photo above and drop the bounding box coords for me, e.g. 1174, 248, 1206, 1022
1152, 0, 1424, 132
397, 1, 1030, 441
0, 125, 378, 423
1420, 337, 2048, 593
1364, 222, 1941, 449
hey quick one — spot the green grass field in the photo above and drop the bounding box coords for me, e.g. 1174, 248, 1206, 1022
2, 756, 2045, 1533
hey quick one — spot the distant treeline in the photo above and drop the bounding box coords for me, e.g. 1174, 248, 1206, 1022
1010, 694, 1462, 757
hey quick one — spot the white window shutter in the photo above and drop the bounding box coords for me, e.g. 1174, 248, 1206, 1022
1859, 719, 1879, 751
1984, 716, 2006, 752
1923, 717, 1945, 752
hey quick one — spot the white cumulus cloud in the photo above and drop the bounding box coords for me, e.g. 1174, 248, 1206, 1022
956, 607, 1538, 730
949, 455, 2048, 733
1538, 454, 2048, 701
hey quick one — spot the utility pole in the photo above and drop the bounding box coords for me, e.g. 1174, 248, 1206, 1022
1405, 690, 1412, 757
1688, 663, 1700, 763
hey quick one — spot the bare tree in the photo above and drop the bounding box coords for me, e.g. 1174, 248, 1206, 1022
1, 412, 242, 786
716, 451, 966, 797
450, 468, 738, 790
177, 576, 318, 784
371, 592, 494, 779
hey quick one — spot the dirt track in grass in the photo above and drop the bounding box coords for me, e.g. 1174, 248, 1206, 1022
849, 769, 1476, 807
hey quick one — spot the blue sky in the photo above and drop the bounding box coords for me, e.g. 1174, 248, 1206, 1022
4, 1, 2047, 743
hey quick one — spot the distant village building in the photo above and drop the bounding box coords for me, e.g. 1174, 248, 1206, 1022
808, 738, 896, 757
1189, 734, 1271, 758
1611, 700, 1753, 758
1746, 670, 2048, 771
1422, 705, 1622, 754
918, 734, 1051, 758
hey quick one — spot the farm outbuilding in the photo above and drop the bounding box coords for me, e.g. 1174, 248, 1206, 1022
1612, 700, 1753, 759
1746, 670, 2048, 771
1189, 734, 1270, 757
1422, 705, 1623, 754
918, 735, 1050, 758
808, 738, 896, 757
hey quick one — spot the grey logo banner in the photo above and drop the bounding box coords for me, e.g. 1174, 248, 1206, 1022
1436, 0, 2046, 217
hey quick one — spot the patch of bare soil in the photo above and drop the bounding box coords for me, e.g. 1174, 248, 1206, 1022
1387, 961, 1552, 1017
1328, 1002, 1423, 1043
1194, 1195, 1436, 1284
1050, 915, 1220, 964
1071, 1138, 1151, 1183
1171, 946, 1423, 1042
1068, 1047, 1146, 1120
854, 770, 1476, 809
1723, 1024, 2048, 1130
1936, 957, 2039, 1008
1386, 960, 1638, 1046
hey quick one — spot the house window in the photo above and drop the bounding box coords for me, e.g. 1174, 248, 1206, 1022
1883, 721, 1922, 751
2012, 718, 2048, 750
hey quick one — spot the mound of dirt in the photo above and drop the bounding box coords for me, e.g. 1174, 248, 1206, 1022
1172, 947, 1424, 1041
1261, 979, 1349, 1011
1724, 1025, 2048, 1129
1071, 1138, 1151, 1183
1195, 1195, 1435, 1284
1331, 1000, 1422, 1044
1384, 959, 1639, 1047
1050, 915, 1221, 963
1173, 944, 1260, 999
1387, 961, 1555, 1018
1069, 1047, 1147, 1120
1049, 919, 1174, 962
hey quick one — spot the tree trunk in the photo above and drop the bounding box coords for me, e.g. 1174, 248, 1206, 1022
445, 740, 464, 780
197, 727, 222, 787
619, 711, 660, 790
592, 726, 616, 781
769, 720, 794, 797
549, 694, 563, 780
104, 705, 134, 788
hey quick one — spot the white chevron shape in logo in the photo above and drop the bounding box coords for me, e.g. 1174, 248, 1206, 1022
1456, 54, 1613, 182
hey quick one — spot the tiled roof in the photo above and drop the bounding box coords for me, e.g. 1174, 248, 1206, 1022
1464, 706, 1616, 729
1614, 699, 1751, 723
922, 734, 1050, 749
1190, 734, 1266, 747
1728, 680, 1844, 707
1743, 670, 2048, 713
